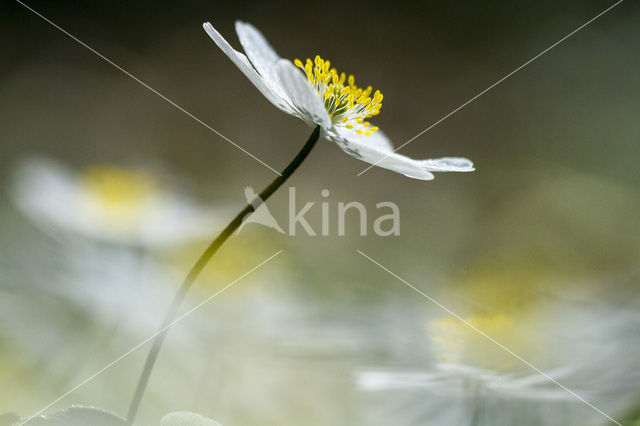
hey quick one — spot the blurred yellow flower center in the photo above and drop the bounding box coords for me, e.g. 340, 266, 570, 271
81, 166, 155, 224
429, 314, 523, 371
294, 55, 382, 134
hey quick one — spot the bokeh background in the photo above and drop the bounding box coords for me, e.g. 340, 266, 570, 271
1, 0, 639, 425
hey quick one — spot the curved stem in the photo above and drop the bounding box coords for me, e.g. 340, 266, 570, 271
126, 126, 321, 424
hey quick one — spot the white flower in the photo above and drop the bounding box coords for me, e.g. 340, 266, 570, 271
357, 313, 580, 426
10, 157, 228, 248
14, 406, 222, 426
356, 302, 640, 426
160, 412, 222, 426
203, 21, 474, 180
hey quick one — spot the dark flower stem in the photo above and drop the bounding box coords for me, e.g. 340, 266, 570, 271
126, 126, 321, 424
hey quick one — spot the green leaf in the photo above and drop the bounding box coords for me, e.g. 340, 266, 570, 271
160, 412, 222, 426
19, 406, 127, 426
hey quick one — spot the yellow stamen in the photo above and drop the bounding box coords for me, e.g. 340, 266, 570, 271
81, 166, 155, 225
295, 54, 384, 131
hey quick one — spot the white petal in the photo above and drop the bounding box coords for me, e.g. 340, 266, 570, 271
356, 370, 445, 391
342, 127, 394, 152
235, 21, 280, 83
275, 59, 332, 128
11, 158, 86, 233
161, 412, 222, 426
202, 22, 294, 114
23, 406, 127, 425
421, 157, 475, 172
507, 366, 575, 387
327, 127, 433, 180
326, 126, 473, 180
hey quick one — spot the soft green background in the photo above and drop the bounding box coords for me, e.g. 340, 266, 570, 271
1, 1, 639, 425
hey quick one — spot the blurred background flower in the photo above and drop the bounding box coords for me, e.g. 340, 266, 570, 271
10, 157, 230, 248
1, 0, 639, 425
6, 156, 236, 331
356, 261, 640, 425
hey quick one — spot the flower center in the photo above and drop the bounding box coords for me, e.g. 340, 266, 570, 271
294, 55, 382, 135
428, 314, 523, 371
81, 166, 155, 225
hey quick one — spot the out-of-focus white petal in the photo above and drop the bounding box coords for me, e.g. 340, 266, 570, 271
11, 158, 229, 248
23, 406, 127, 425
161, 412, 222, 426
326, 127, 435, 180
11, 158, 85, 235
202, 22, 294, 114
356, 370, 444, 391
506, 366, 575, 387
136, 194, 229, 247
356, 367, 578, 401
421, 157, 475, 172
235, 21, 281, 84
275, 59, 332, 128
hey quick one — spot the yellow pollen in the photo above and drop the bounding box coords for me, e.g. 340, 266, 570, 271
81, 165, 155, 226
296, 54, 383, 133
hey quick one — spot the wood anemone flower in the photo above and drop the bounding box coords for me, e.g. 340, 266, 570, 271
203, 21, 474, 180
